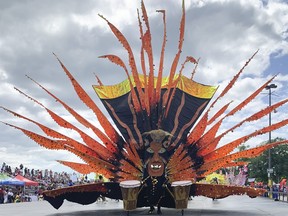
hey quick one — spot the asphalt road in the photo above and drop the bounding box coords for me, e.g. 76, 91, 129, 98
0, 195, 287, 216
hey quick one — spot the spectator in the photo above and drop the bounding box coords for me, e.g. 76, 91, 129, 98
0, 187, 4, 204
7, 189, 14, 203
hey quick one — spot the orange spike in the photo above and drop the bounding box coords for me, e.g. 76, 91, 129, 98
2, 123, 64, 150
26, 75, 118, 153
119, 159, 142, 176
208, 50, 259, 110
53, 53, 120, 143
15, 87, 115, 158
186, 112, 209, 146
137, 9, 148, 113
117, 171, 142, 181
190, 57, 200, 80
207, 101, 232, 125
141, 0, 155, 109
168, 157, 193, 176
136, 8, 151, 116
164, 0, 186, 111
199, 140, 288, 176
57, 161, 96, 175
165, 57, 196, 117
226, 75, 276, 118
0, 107, 108, 159
197, 119, 224, 155
167, 145, 184, 165
1, 106, 64, 140
94, 73, 104, 86
99, 55, 142, 112
137, 8, 147, 79
201, 98, 288, 155
155, 10, 166, 104
122, 143, 143, 171
192, 184, 265, 199
43, 106, 114, 158
64, 145, 116, 179
98, 15, 147, 111
167, 0, 185, 87
203, 119, 288, 162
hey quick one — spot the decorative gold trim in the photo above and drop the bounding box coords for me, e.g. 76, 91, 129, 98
93, 74, 217, 99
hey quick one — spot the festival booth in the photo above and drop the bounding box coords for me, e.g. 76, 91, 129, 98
0, 173, 25, 186
14, 175, 39, 186
14, 175, 39, 201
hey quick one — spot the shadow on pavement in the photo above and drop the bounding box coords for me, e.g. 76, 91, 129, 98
46, 208, 263, 216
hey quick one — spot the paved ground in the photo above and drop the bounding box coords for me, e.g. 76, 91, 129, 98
0, 195, 287, 216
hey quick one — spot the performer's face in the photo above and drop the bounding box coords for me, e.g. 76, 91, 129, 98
143, 130, 170, 177
146, 141, 166, 176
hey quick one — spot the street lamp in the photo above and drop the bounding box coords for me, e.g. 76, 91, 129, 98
265, 83, 277, 189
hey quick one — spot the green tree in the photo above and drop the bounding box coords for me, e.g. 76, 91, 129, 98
248, 138, 288, 183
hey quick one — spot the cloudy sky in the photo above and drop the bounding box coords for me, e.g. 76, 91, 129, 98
0, 0, 287, 174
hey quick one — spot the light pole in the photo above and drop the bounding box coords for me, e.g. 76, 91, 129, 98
265, 83, 277, 192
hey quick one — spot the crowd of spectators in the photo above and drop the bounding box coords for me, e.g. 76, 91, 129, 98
0, 162, 91, 204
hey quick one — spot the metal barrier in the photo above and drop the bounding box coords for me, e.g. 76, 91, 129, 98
266, 190, 288, 202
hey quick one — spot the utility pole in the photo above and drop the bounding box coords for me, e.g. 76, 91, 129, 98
265, 83, 277, 197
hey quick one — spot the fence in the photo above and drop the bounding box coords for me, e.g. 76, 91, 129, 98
266, 190, 288, 202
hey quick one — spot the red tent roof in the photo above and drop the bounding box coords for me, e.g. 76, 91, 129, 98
14, 175, 39, 186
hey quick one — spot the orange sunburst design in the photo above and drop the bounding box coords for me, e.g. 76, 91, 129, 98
1, 0, 287, 212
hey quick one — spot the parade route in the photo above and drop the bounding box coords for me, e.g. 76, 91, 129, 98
0, 195, 287, 216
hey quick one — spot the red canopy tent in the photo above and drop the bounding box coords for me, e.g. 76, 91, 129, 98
14, 175, 39, 186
